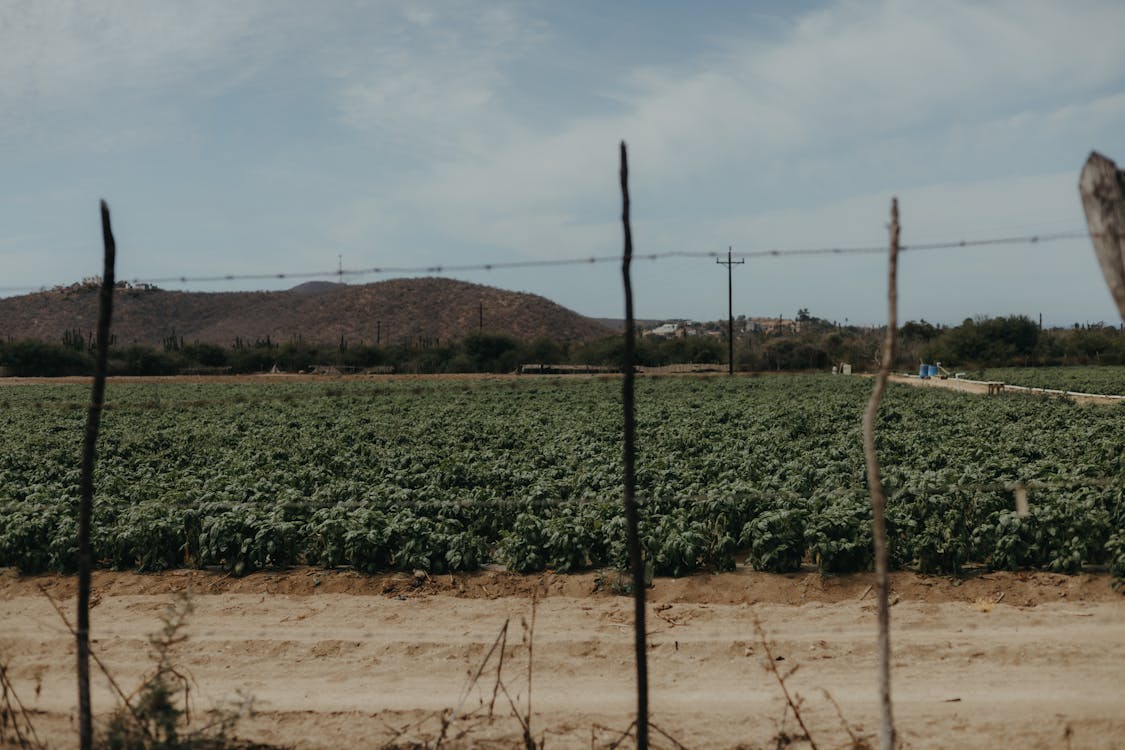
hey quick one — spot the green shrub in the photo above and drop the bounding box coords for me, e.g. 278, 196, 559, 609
499, 512, 548, 573
742, 508, 806, 573
197, 506, 300, 575
805, 501, 872, 574
1106, 531, 1125, 579
0, 500, 77, 573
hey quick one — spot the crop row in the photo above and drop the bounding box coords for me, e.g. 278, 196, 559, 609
3, 485, 1122, 578
1, 375, 1123, 578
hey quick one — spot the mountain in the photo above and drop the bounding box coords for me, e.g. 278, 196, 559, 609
0, 278, 613, 347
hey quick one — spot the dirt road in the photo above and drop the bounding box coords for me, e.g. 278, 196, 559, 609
889, 373, 1125, 406
2, 568, 1123, 749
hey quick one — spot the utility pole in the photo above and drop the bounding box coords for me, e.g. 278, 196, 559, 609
716, 247, 744, 375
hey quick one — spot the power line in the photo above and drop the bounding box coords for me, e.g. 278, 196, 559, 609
0, 230, 1100, 295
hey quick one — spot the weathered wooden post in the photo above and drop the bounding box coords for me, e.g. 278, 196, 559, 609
78, 201, 116, 750
863, 198, 899, 750
620, 140, 649, 750
1079, 152, 1125, 321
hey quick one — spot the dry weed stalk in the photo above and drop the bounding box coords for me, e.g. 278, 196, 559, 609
752, 616, 818, 750
40, 587, 267, 750
819, 689, 870, 750
520, 591, 538, 749
648, 722, 689, 750
598, 720, 637, 750
427, 589, 543, 750
39, 584, 155, 742
1, 658, 46, 750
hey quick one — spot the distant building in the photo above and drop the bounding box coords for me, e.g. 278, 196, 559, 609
747, 317, 798, 335
645, 322, 683, 337
645, 317, 801, 338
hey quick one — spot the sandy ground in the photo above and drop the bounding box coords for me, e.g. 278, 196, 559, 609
2, 568, 1123, 749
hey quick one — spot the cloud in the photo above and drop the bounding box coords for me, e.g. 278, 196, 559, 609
5, 0, 1125, 324
0, 0, 272, 102
0, 0, 292, 153
741, 0, 1125, 129
327, 0, 1125, 273
331, 3, 540, 155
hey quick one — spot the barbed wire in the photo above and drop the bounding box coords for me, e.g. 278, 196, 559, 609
0, 230, 1099, 295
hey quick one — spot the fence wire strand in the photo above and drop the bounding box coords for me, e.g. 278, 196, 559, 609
0, 230, 1103, 295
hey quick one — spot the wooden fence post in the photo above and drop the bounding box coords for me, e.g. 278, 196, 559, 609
1079, 152, 1125, 321
77, 201, 117, 750
620, 141, 649, 750
863, 198, 899, 750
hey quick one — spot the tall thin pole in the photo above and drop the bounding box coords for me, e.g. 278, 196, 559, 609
863, 198, 900, 750
716, 247, 744, 375
620, 141, 648, 750
78, 200, 116, 750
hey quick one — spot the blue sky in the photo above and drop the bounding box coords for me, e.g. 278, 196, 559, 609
2, 0, 1125, 326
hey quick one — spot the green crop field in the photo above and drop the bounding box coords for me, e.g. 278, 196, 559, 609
2, 375, 1123, 578
977, 365, 1125, 396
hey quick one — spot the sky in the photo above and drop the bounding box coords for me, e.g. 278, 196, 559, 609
2, 0, 1125, 327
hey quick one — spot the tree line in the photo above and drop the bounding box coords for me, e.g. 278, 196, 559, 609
1, 314, 1123, 377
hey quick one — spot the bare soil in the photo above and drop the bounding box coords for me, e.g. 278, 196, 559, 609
2, 568, 1123, 749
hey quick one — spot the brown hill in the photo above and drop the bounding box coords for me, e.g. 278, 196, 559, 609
0, 278, 613, 347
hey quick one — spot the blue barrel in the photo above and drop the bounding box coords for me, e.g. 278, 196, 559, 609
919, 364, 929, 378
928, 364, 940, 378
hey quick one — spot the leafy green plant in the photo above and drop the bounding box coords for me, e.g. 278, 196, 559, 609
742, 508, 806, 573
342, 511, 392, 573
3, 375, 1124, 581
888, 493, 971, 575
98, 504, 186, 572
646, 508, 707, 577
542, 511, 596, 573
197, 506, 300, 576
975, 495, 1111, 573
498, 513, 548, 573
0, 501, 77, 574
443, 529, 488, 572
1106, 531, 1125, 580
974, 511, 1042, 570
805, 500, 872, 574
